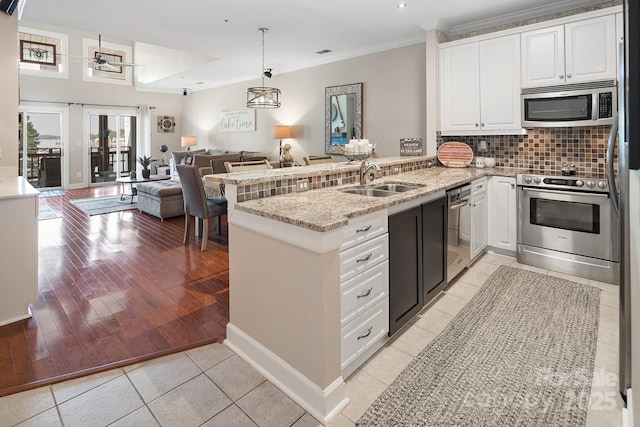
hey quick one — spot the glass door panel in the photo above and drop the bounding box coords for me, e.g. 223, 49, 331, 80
88, 113, 137, 184
18, 111, 63, 189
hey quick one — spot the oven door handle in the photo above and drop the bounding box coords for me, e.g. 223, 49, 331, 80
520, 187, 610, 198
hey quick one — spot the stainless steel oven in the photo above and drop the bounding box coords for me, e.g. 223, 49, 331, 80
517, 174, 619, 284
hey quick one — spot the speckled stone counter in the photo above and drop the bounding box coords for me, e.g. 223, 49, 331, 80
208, 158, 524, 232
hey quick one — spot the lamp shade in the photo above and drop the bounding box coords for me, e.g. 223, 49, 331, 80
181, 136, 197, 148
272, 125, 292, 139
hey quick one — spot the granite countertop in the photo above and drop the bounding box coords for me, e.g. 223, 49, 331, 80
231, 165, 524, 232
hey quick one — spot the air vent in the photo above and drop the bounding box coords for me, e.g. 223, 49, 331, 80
316, 49, 332, 55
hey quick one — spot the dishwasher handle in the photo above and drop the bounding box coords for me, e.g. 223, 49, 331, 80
449, 197, 470, 210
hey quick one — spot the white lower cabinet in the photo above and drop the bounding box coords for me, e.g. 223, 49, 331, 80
488, 176, 518, 253
339, 212, 389, 375
470, 178, 488, 260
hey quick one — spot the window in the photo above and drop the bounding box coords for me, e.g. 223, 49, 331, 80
82, 37, 133, 86
18, 27, 69, 79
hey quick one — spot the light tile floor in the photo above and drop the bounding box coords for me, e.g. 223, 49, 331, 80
0, 254, 622, 427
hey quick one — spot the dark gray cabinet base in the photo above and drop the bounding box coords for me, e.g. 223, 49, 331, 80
388, 197, 447, 336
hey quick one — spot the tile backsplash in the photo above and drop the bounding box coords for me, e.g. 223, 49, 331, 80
438, 125, 616, 178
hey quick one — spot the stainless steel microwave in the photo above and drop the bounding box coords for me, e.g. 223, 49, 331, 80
521, 80, 617, 127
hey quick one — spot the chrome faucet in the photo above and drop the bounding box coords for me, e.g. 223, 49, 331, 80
360, 160, 381, 185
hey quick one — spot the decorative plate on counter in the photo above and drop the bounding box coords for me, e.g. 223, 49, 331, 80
437, 141, 473, 168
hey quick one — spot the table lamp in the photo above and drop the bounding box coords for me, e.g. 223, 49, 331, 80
272, 126, 292, 167
181, 136, 197, 151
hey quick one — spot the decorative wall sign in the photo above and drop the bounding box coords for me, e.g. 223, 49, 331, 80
400, 138, 424, 156
157, 116, 175, 133
220, 109, 256, 132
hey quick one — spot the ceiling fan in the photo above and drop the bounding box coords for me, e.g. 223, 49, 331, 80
85, 34, 139, 72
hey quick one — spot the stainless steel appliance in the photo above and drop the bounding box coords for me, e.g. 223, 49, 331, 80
517, 174, 619, 284
446, 184, 471, 282
521, 80, 617, 127
614, 2, 637, 402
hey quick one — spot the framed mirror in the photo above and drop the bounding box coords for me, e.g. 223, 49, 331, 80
325, 82, 362, 155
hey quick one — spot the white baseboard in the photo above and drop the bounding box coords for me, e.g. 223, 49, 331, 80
225, 323, 349, 425
67, 183, 86, 190
0, 313, 31, 327
623, 388, 633, 427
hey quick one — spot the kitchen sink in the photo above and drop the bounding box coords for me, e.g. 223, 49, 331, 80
373, 183, 423, 192
340, 187, 396, 197
340, 182, 424, 197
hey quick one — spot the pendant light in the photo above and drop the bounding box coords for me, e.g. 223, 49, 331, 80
246, 28, 281, 108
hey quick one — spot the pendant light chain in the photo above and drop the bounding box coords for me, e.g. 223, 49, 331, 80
260, 28, 266, 86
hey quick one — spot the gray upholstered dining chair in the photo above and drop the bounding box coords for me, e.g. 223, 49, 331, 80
224, 159, 272, 173
176, 164, 227, 251
303, 155, 335, 165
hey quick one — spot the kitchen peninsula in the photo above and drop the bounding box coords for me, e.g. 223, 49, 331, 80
204, 157, 521, 423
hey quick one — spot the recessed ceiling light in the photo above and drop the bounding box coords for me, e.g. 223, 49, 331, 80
397, 2, 407, 8
316, 49, 332, 55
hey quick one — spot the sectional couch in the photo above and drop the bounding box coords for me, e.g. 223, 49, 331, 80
138, 149, 277, 220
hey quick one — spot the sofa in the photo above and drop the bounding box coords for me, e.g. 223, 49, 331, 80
170, 149, 277, 178
138, 149, 276, 220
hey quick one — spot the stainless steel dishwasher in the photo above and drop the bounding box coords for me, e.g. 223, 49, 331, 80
446, 184, 471, 282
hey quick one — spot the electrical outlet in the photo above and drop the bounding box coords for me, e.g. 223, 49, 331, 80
76, 171, 81, 178
297, 178, 309, 191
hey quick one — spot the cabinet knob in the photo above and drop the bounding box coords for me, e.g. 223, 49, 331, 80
481, 123, 485, 127
567, 74, 572, 78
475, 123, 479, 127
559, 75, 564, 79
511, 183, 515, 189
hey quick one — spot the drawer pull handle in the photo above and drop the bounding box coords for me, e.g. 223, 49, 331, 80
357, 327, 373, 340
357, 287, 373, 299
356, 225, 372, 233
356, 253, 373, 263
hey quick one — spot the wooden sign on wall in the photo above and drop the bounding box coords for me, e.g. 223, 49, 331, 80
220, 109, 256, 132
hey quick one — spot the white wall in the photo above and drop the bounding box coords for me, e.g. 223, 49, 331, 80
17, 22, 184, 188
0, 12, 18, 176
182, 43, 426, 161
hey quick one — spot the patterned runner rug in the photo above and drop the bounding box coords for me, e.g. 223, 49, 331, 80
38, 203, 62, 220
357, 265, 601, 426
70, 196, 137, 216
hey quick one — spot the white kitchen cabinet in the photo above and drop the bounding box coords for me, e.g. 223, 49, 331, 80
440, 34, 522, 135
0, 178, 39, 326
521, 15, 617, 87
339, 213, 389, 375
616, 13, 623, 77
470, 178, 487, 260
488, 176, 517, 254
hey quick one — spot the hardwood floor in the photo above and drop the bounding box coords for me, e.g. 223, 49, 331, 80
0, 185, 229, 397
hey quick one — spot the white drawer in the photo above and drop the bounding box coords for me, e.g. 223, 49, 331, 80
472, 177, 487, 194
340, 211, 388, 251
340, 234, 389, 283
341, 298, 389, 371
341, 260, 389, 326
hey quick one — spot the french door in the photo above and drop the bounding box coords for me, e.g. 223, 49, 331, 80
84, 107, 138, 186
18, 105, 68, 189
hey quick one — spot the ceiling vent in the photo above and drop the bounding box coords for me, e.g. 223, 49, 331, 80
316, 49, 332, 55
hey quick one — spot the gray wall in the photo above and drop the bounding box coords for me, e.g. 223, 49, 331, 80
182, 42, 426, 162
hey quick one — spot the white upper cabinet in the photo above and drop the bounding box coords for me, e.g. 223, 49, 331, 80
440, 34, 521, 135
521, 15, 617, 87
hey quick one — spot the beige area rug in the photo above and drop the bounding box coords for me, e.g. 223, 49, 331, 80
357, 265, 601, 426
70, 196, 138, 216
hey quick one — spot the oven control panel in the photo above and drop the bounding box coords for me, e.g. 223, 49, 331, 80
517, 174, 610, 193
